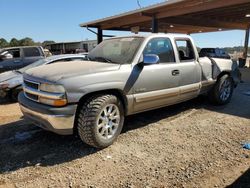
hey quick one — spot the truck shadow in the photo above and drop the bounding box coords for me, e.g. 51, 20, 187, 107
0, 97, 204, 174
0, 98, 15, 105
0, 81, 249, 174
226, 168, 250, 188
0, 120, 99, 173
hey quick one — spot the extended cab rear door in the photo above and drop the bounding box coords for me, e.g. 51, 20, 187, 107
174, 38, 201, 101
22, 47, 44, 66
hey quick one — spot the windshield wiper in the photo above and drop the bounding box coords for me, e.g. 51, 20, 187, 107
14, 70, 22, 74
90, 56, 116, 64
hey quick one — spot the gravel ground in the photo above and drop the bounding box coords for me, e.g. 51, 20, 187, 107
0, 69, 249, 188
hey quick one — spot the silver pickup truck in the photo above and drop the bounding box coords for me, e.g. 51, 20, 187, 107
18, 34, 240, 148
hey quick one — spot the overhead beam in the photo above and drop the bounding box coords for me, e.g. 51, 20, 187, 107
160, 17, 247, 30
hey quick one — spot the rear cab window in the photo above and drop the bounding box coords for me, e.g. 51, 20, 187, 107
23, 47, 41, 57
175, 39, 196, 62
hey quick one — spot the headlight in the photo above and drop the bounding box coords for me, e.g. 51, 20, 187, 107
40, 83, 66, 93
38, 83, 67, 106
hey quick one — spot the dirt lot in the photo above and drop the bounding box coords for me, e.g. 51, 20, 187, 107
0, 69, 250, 188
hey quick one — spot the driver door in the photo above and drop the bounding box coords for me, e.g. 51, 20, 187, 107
132, 37, 180, 113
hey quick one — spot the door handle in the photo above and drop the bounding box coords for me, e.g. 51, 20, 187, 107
172, 70, 180, 76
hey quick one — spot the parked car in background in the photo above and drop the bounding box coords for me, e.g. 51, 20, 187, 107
0, 46, 45, 73
199, 48, 231, 59
0, 54, 87, 101
19, 34, 240, 148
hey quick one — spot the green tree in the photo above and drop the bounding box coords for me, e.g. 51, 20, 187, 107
42, 40, 55, 47
19, 37, 35, 46
0, 38, 9, 48
9, 38, 19, 47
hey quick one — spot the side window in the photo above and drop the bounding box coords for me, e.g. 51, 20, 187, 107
220, 49, 226, 55
23, 47, 41, 57
215, 48, 220, 55
143, 38, 175, 63
8, 49, 20, 58
176, 39, 195, 61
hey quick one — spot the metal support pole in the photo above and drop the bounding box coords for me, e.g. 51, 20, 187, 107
243, 26, 250, 60
97, 28, 103, 44
152, 16, 158, 33
62, 43, 65, 54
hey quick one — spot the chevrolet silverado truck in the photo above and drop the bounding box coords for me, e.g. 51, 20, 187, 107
18, 34, 240, 148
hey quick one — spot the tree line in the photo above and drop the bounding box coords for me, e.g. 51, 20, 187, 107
0, 37, 249, 54
0, 37, 55, 48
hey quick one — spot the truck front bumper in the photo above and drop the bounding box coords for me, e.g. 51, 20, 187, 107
18, 92, 77, 135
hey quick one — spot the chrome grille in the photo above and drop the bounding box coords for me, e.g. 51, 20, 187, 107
23, 79, 40, 102
25, 92, 39, 101
24, 79, 39, 90
23, 78, 66, 103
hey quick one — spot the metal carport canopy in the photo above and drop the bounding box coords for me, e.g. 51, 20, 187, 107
80, 0, 250, 58
80, 0, 250, 33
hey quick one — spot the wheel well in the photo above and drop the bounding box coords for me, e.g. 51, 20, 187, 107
73, 89, 127, 134
217, 71, 231, 81
216, 71, 235, 85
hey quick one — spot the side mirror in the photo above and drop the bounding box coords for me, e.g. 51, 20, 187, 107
141, 54, 160, 66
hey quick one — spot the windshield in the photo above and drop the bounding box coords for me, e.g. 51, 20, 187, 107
19, 59, 47, 73
88, 37, 144, 64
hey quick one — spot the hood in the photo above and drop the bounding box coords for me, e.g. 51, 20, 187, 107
25, 60, 121, 82
0, 70, 20, 83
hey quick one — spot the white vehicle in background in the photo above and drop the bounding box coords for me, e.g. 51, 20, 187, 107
0, 54, 87, 101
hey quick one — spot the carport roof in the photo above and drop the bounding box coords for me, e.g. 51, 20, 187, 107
80, 0, 250, 34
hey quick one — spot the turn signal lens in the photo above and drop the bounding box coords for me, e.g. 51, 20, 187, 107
39, 97, 67, 107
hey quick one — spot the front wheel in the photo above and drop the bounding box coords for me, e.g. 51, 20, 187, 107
77, 94, 124, 148
209, 74, 234, 105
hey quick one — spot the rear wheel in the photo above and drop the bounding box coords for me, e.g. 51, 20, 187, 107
77, 94, 124, 148
209, 74, 234, 105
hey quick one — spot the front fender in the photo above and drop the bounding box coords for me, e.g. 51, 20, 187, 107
66, 81, 125, 103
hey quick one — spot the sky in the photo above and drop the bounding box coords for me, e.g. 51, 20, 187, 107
0, 0, 247, 48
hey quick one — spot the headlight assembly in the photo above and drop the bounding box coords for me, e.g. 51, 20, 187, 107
40, 83, 66, 93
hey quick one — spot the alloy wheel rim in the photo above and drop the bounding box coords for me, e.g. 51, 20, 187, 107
96, 104, 120, 140
219, 79, 231, 101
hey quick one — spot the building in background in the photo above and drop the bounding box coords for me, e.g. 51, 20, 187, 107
45, 40, 97, 54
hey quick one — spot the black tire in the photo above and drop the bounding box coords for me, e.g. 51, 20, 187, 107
9, 88, 21, 102
77, 94, 124, 148
209, 74, 234, 105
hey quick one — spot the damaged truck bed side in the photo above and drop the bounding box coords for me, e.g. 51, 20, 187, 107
18, 34, 240, 148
